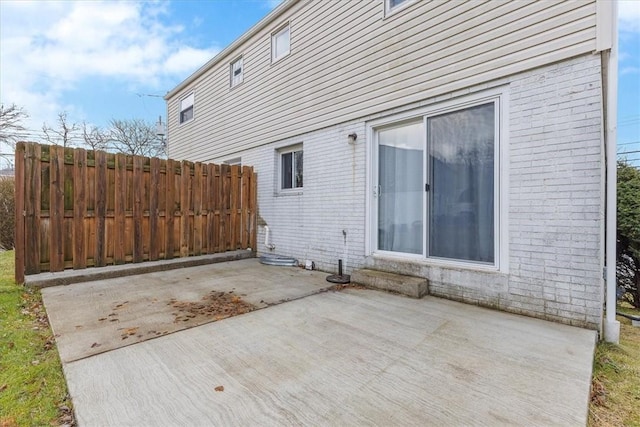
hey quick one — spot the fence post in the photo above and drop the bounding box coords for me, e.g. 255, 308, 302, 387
14, 142, 26, 284
24, 143, 41, 274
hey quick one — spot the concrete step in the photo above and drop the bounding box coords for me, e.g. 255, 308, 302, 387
352, 268, 428, 298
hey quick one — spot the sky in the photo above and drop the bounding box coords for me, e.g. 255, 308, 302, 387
0, 0, 639, 168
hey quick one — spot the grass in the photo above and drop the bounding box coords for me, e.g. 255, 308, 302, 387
589, 303, 640, 427
0, 250, 73, 427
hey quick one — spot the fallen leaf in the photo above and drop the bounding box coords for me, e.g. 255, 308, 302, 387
214, 385, 224, 392
8, 342, 14, 349
98, 318, 107, 321
90, 342, 101, 348
0, 384, 7, 392
31, 360, 40, 365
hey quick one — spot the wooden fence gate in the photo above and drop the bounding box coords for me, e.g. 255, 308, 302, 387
14, 142, 257, 283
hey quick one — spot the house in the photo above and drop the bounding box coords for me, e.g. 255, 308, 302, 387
165, 0, 620, 340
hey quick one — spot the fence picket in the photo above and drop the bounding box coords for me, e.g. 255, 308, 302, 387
49, 145, 65, 272
133, 155, 144, 263
72, 148, 87, 269
149, 157, 160, 261
95, 150, 107, 267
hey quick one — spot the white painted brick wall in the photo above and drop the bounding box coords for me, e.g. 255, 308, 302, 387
240, 121, 367, 274
508, 53, 603, 329
201, 52, 604, 330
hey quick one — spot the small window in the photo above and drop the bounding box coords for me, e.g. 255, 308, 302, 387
179, 92, 194, 124
385, 0, 414, 15
271, 23, 290, 62
230, 57, 243, 88
280, 146, 302, 190
223, 157, 242, 166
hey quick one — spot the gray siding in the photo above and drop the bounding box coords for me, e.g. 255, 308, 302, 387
167, 0, 597, 161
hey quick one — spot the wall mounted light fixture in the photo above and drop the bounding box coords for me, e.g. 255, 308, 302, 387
347, 132, 358, 144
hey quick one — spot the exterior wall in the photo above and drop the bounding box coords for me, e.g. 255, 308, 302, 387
228, 53, 604, 330
166, 0, 608, 330
370, 53, 604, 329
166, 0, 598, 163
239, 121, 368, 274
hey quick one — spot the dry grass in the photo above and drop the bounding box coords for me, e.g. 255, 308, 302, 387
589, 307, 640, 427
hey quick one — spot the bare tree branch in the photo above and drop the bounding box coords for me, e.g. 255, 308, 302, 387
108, 118, 165, 158
0, 103, 29, 149
42, 111, 79, 148
81, 121, 109, 151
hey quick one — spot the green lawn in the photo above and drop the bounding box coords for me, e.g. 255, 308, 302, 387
589, 305, 640, 427
0, 251, 73, 426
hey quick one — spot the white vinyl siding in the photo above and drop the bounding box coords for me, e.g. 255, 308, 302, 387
167, 0, 598, 162
230, 57, 243, 87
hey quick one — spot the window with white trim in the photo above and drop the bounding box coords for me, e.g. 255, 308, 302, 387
230, 57, 243, 88
179, 92, 194, 124
372, 95, 501, 266
271, 23, 290, 62
279, 145, 303, 190
223, 157, 241, 166
385, 0, 415, 15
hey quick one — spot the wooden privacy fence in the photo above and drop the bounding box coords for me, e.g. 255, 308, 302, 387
14, 142, 257, 283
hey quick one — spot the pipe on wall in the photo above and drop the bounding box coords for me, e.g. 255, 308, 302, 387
264, 225, 275, 251
603, 0, 620, 344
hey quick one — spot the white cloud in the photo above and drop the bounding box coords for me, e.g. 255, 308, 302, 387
164, 46, 220, 76
621, 66, 640, 75
0, 1, 218, 132
619, 0, 640, 33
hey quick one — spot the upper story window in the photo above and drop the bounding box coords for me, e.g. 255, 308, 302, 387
223, 157, 242, 166
271, 23, 290, 63
385, 0, 415, 15
179, 92, 194, 124
230, 57, 243, 88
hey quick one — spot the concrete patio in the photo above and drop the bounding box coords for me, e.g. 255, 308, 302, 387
41, 260, 597, 426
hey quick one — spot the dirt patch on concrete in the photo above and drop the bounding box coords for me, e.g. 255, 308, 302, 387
169, 291, 256, 323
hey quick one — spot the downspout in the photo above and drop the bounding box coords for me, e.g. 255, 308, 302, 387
264, 225, 275, 251
603, 0, 620, 343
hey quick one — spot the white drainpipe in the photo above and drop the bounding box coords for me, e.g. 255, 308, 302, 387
604, 0, 620, 344
264, 226, 275, 251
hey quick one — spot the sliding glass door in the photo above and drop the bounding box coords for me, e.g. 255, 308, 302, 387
375, 101, 497, 265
